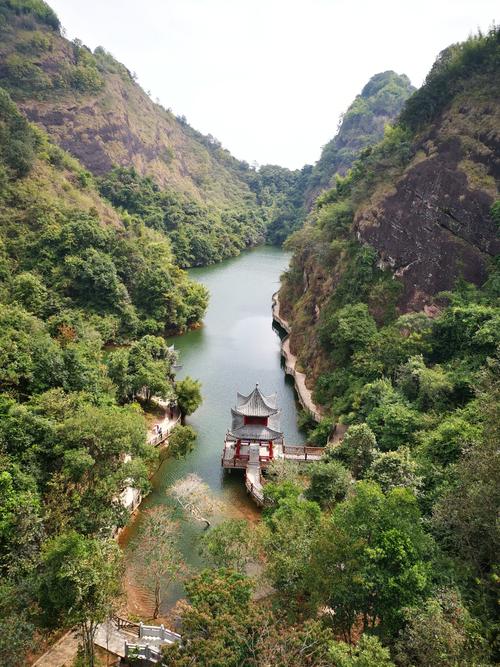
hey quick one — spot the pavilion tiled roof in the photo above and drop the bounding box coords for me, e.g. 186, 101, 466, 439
235, 385, 278, 417
228, 423, 284, 441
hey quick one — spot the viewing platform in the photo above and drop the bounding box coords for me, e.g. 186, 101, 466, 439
221, 385, 324, 506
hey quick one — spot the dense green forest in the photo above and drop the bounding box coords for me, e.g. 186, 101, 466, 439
0, 77, 206, 664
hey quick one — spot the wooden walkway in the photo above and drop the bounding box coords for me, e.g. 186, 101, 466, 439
223, 442, 324, 506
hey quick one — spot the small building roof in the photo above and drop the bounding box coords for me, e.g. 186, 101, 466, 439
235, 384, 278, 417
229, 423, 284, 441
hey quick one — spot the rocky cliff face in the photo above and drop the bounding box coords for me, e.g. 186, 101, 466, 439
304, 71, 415, 206
280, 32, 500, 395
356, 88, 500, 310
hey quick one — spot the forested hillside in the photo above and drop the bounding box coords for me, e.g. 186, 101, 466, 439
304, 70, 415, 204
0, 0, 270, 266
273, 26, 499, 663
0, 76, 207, 662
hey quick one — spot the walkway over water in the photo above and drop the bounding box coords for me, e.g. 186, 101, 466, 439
272, 292, 323, 422
222, 440, 324, 506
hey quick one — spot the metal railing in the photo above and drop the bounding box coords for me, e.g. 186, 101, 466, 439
148, 410, 181, 447
282, 445, 324, 459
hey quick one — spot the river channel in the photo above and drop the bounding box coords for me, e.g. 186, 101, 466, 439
123, 246, 305, 615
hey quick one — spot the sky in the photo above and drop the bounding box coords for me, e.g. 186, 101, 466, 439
49, 0, 497, 169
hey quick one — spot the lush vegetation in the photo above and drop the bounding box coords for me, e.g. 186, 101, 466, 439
0, 84, 207, 665
98, 167, 265, 267
272, 26, 499, 665
307, 71, 414, 194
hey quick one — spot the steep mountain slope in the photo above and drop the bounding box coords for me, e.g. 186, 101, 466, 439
305, 71, 415, 205
0, 85, 207, 339
0, 1, 256, 208
280, 27, 499, 394
0, 0, 269, 267
265, 71, 414, 244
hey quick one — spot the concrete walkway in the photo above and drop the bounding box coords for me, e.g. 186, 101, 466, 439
272, 292, 322, 422
147, 399, 181, 446
32, 629, 79, 667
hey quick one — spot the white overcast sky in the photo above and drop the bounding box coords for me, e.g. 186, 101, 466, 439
49, 0, 497, 169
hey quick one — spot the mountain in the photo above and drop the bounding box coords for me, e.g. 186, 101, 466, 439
280, 27, 499, 392
276, 32, 499, 653
0, 0, 268, 266
265, 71, 415, 244
304, 70, 415, 205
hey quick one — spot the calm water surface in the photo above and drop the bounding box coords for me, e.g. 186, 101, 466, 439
124, 246, 305, 611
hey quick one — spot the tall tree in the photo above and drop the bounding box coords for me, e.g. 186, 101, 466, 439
130, 506, 187, 619
38, 532, 122, 667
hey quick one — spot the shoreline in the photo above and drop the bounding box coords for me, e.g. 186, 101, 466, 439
272, 291, 323, 423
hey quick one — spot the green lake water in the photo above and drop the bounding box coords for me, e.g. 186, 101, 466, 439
124, 246, 305, 613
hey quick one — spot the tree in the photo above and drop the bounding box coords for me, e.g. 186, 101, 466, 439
308, 482, 432, 641
367, 447, 421, 495
0, 461, 42, 576
108, 335, 177, 403
262, 495, 321, 604
329, 635, 395, 667
0, 581, 35, 667
367, 402, 420, 451
175, 376, 202, 416
168, 424, 197, 458
305, 460, 351, 508
130, 506, 187, 619
330, 423, 377, 478
162, 568, 255, 667
199, 519, 253, 572
431, 358, 500, 626
168, 473, 218, 528
38, 532, 122, 667
393, 590, 487, 667
308, 417, 334, 446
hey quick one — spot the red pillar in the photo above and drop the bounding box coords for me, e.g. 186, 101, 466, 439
236, 440, 241, 459
269, 440, 273, 459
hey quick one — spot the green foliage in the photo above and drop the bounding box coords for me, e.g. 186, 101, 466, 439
305, 460, 351, 508
393, 590, 487, 667
1, 0, 60, 31
330, 423, 377, 478
199, 519, 253, 572
329, 635, 395, 667
262, 494, 321, 603
0, 580, 35, 667
307, 70, 414, 198
163, 568, 255, 666
168, 424, 197, 458
0, 87, 39, 177
107, 336, 177, 402
309, 482, 433, 641
400, 25, 500, 132
367, 447, 421, 495
308, 416, 333, 446
175, 376, 202, 415
98, 167, 265, 267
38, 531, 122, 664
